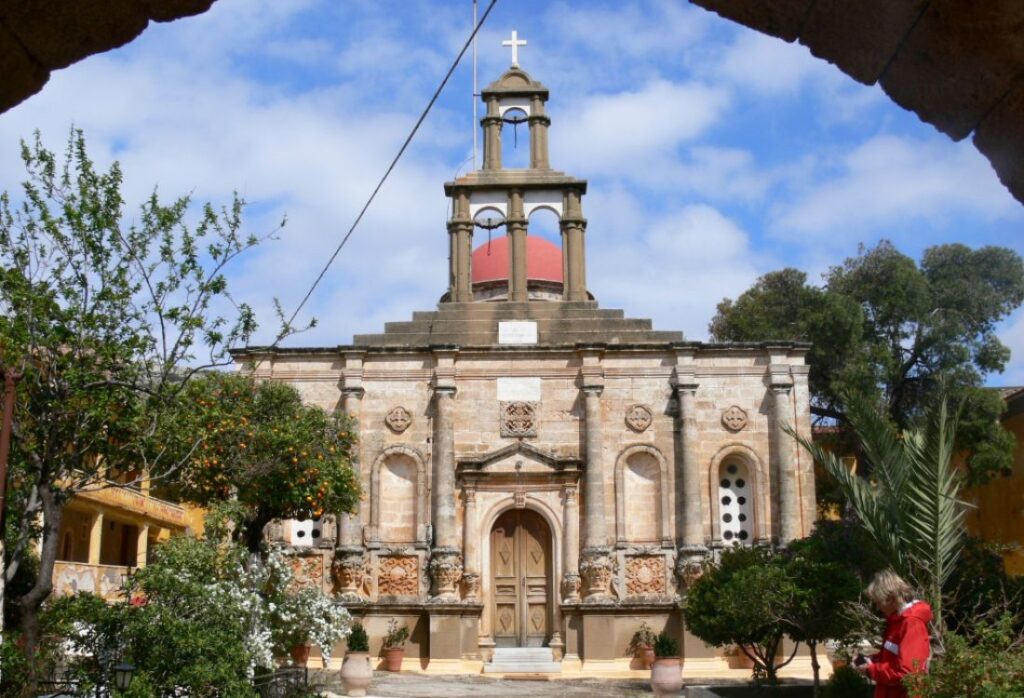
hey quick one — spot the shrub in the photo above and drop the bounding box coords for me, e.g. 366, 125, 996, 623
382, 619, 409, 649
347, 623, 369, 652
825, 665, 872, 698
653, 632, 679, 658
905, 614, 1024, 697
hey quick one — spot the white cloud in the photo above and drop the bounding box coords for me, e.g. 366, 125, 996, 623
551, 80, 730, 176
716, 31, 831, 96
588, 202, 762, 340
770, 135, 1021, 244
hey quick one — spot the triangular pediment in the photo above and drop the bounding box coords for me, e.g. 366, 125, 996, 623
458, 442, 580, 475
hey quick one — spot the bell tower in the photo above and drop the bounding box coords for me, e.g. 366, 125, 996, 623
444, 36, 589, 304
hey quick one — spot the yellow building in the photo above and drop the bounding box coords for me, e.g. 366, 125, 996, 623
964, 387, 1024, 575
51, 469, 199, 600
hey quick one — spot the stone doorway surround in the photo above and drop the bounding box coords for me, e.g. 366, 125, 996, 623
457, 441, 581, 661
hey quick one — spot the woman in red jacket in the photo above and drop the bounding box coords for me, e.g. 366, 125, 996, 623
855, 570, 933, 698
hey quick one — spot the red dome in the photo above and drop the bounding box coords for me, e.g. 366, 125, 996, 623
471, 235, 563, 284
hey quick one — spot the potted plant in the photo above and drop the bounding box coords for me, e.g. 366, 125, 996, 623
340, 622, 373, 697
381, 618, 410, 671
724, 643, 756, 669
627, 622, 657, 670
650, 632, 682, 697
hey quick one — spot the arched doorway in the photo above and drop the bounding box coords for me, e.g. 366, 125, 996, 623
490, 508, 552, 648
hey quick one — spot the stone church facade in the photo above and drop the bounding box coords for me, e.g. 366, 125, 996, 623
238, 65, 816, 674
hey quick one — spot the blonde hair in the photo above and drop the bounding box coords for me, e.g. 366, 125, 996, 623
865, 569, 914, 608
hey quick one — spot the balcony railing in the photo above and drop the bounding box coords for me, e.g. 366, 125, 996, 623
75, 481, 187, 527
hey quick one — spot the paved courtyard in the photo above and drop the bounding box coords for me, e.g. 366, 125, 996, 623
313, 671, 774, 697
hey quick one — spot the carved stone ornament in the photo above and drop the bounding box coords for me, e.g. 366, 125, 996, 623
385, 406, 412, 433
625, 404, 653, 433
500, 401, 538, 438
429, 551, 464, 600
561, 572, 582, 601
461, 572, 481, 601
579, 552, 615, 600
675, 554, 706, 589
378, 555, 419, 597
332, 551, 367, 598
625, 555, 667, 596
721, 405, 749, 432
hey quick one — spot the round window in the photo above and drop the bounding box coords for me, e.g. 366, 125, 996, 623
736, 478, 745, 488
727, 464, 738, 475
721, 496, 731, 506
721, 478, 731, 488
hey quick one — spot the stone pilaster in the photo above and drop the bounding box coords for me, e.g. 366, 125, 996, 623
771, 381, 800, 544
461, 486, 480, 601
561, 484, 581, 601
528, 95, 551, 169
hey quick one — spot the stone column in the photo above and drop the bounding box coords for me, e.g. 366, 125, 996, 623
580, 379, 612, 600
87, 511, 103, 565
561, 483, 581, 601
561, 190, 587, 302
482, 97, 502, 170
461, 486, 480, 601
430, 385, 463, 599
136, 524, 149, 568
448, 190, 473, 303
771, 382, 800, 544
507, 189, 528, 302
338, 386, 365, 548
674, 380, 707, 587
528, 95, 550, 169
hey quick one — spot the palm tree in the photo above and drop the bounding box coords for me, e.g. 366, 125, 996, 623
795, 394, 967, 630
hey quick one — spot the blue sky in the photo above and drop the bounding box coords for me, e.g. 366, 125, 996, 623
1, 0, 1022, 384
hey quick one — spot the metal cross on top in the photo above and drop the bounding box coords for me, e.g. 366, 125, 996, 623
502, 30, 527, 66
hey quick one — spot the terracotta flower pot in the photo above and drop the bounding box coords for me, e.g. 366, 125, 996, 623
340, 651, 373, 697
290, 644, 311, 666
383, 646, 405, 671
650, 657, 683, 697
634, 644, 655, 670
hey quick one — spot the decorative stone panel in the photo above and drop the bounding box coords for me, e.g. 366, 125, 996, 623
500, 401, 538, 438
378, 555, 419, 596
625, 555, 667, 596
288, 555, 324, 592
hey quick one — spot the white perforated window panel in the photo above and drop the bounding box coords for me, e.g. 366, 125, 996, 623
718, 460, 752, 546
288, 519, 324, 547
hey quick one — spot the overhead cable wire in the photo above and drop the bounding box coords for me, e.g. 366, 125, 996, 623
265, 0, 501, 355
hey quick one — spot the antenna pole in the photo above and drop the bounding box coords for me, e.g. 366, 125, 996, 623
472, 0, 478, 170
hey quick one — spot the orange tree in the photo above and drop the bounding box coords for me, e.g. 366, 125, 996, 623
165, 372, 360, 553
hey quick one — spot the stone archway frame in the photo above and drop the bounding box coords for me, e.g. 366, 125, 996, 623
707, 443, 770, 545
478, 495, 564, 645
369, 444, 429, 548
614, 444, 673, 548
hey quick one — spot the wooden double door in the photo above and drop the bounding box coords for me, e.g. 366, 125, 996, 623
490, 509, 552, 647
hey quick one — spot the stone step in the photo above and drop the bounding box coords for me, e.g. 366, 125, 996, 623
381, 318, 655, 335
484, 647, 562, 674
351, 329, 682, 346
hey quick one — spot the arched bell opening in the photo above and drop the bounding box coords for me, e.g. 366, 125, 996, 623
500, 107, 531, 169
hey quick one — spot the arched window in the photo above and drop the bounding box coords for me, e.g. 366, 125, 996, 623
500, 107, 530, 169
718, 459, 753, 546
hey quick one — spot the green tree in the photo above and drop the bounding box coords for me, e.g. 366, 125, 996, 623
161, 372, 360, 553
685, 547, 799, 683
0, 129, 281, 661
710, 241, 1024, 482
